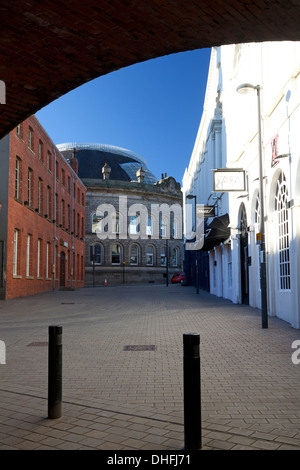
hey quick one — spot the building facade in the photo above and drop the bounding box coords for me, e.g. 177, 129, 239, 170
183, 42, 300, 328
0, 115, 86, 299
58, 143, 184, 286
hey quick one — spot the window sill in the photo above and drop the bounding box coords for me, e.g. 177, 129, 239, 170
14, 197, 23, 205
12, 275, 22, 279
26, 276, 34, 280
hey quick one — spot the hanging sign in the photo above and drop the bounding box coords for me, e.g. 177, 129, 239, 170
196, 205, 215, 217
213, 168, 246, 192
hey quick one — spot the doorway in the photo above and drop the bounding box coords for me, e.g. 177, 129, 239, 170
240, 204, 249, 304
60, 251, 66, 287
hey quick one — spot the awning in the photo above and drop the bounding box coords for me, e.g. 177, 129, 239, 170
201, 213, 230, 251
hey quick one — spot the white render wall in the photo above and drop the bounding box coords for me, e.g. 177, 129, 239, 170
183, 41, 300, 328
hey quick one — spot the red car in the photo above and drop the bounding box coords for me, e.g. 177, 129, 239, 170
171, 272, 186, 284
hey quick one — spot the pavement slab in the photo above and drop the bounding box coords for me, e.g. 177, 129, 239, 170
0, 284, 300, 452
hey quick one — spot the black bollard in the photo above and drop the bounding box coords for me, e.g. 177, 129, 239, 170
48, 326, 62, 419
183, 333, 201, 450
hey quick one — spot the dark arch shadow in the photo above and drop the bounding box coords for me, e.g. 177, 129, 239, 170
0, 0, 300, 138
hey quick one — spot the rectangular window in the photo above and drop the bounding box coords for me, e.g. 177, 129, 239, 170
46, 242, 51, 279
61, 199, 65, 228
67, 204, 71, 232
16, 123, 23, 139
15, 157, 21, 200
28, 168, 33, 207
47, 186, 52, 219
47, 151, 52, 172
129, 215, 138, 235
61, 168, 65, 187
26, 234, 32, 277
81, 216, 84, 238
38, 178, 43, 213
38, 140, 44, 162
28, 127, 34, 151
92, 214, 102, 233
77, 213, 80, 236
13, 229, 20, 276
37, 239, 42, 278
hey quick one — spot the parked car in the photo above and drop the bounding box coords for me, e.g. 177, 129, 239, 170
171, 272, 186, 284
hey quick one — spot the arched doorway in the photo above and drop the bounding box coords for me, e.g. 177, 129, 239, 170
60, 251, 66, 288
240, 204, 249, 305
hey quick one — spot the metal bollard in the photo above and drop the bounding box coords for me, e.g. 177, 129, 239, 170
183, 333, 201, 450
48, 326, 62, 419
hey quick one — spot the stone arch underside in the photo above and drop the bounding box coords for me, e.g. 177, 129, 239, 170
1, 0, 300, 139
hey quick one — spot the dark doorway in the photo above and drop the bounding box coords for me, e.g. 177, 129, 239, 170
60, 251, 65, 287
240, 204, 249, 305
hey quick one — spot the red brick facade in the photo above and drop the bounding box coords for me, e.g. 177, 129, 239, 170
3, 115, 86, 299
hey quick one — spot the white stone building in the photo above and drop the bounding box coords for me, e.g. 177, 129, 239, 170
183, 42, 300, 328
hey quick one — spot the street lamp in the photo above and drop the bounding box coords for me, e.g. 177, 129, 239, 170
186, 194, 199, 294
236, 83, 268, 328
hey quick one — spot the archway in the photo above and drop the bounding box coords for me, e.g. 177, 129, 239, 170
0, 1, 300, 139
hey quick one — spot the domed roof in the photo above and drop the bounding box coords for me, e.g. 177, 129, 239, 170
57, 142, 158, 184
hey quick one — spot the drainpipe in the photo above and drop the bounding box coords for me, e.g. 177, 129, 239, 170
71, 170, 74, 289
53, 148, 57, 291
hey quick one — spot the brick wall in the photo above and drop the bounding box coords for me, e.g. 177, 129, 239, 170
5, 115, 86, 299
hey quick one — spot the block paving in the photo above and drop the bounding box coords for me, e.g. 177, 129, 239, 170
0, 283, 300, 450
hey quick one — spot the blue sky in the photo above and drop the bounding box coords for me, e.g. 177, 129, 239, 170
36, 48, 211, 184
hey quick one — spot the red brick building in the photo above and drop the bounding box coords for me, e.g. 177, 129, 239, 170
0, 115, 86, 299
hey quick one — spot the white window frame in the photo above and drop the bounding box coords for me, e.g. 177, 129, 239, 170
111, 244, 121, 265
37, 239, 41, 278
13, 229, 19, 276
275, 172, 291, 290
15, 157, 21, 200
26, 234, 31, 277
146, 245, 154, 266
130, 245, 139, 265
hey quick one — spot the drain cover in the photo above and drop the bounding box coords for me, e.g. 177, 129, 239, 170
27, 342, 48, 347
123, 345, 156, 351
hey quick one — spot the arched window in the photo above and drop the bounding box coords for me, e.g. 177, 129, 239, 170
129, 214, 138, 235
146, 245, 155, 266
275, 172, 290, 290
160, 216, 168, 238
130, 245, 139, 265
147, 215, 153, 236
90, 244, 102, 264
161, 245, 167, 266
92, 213, 103, 233
112, 213, 120, 234
111, 244, 121, 265
172, 247, 179, 267
172, 218, 181, 239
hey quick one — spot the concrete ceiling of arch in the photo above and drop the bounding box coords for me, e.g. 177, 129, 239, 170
0, 0, 300, 139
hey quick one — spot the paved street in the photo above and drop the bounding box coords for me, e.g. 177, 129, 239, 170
0, 283, 300, 451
